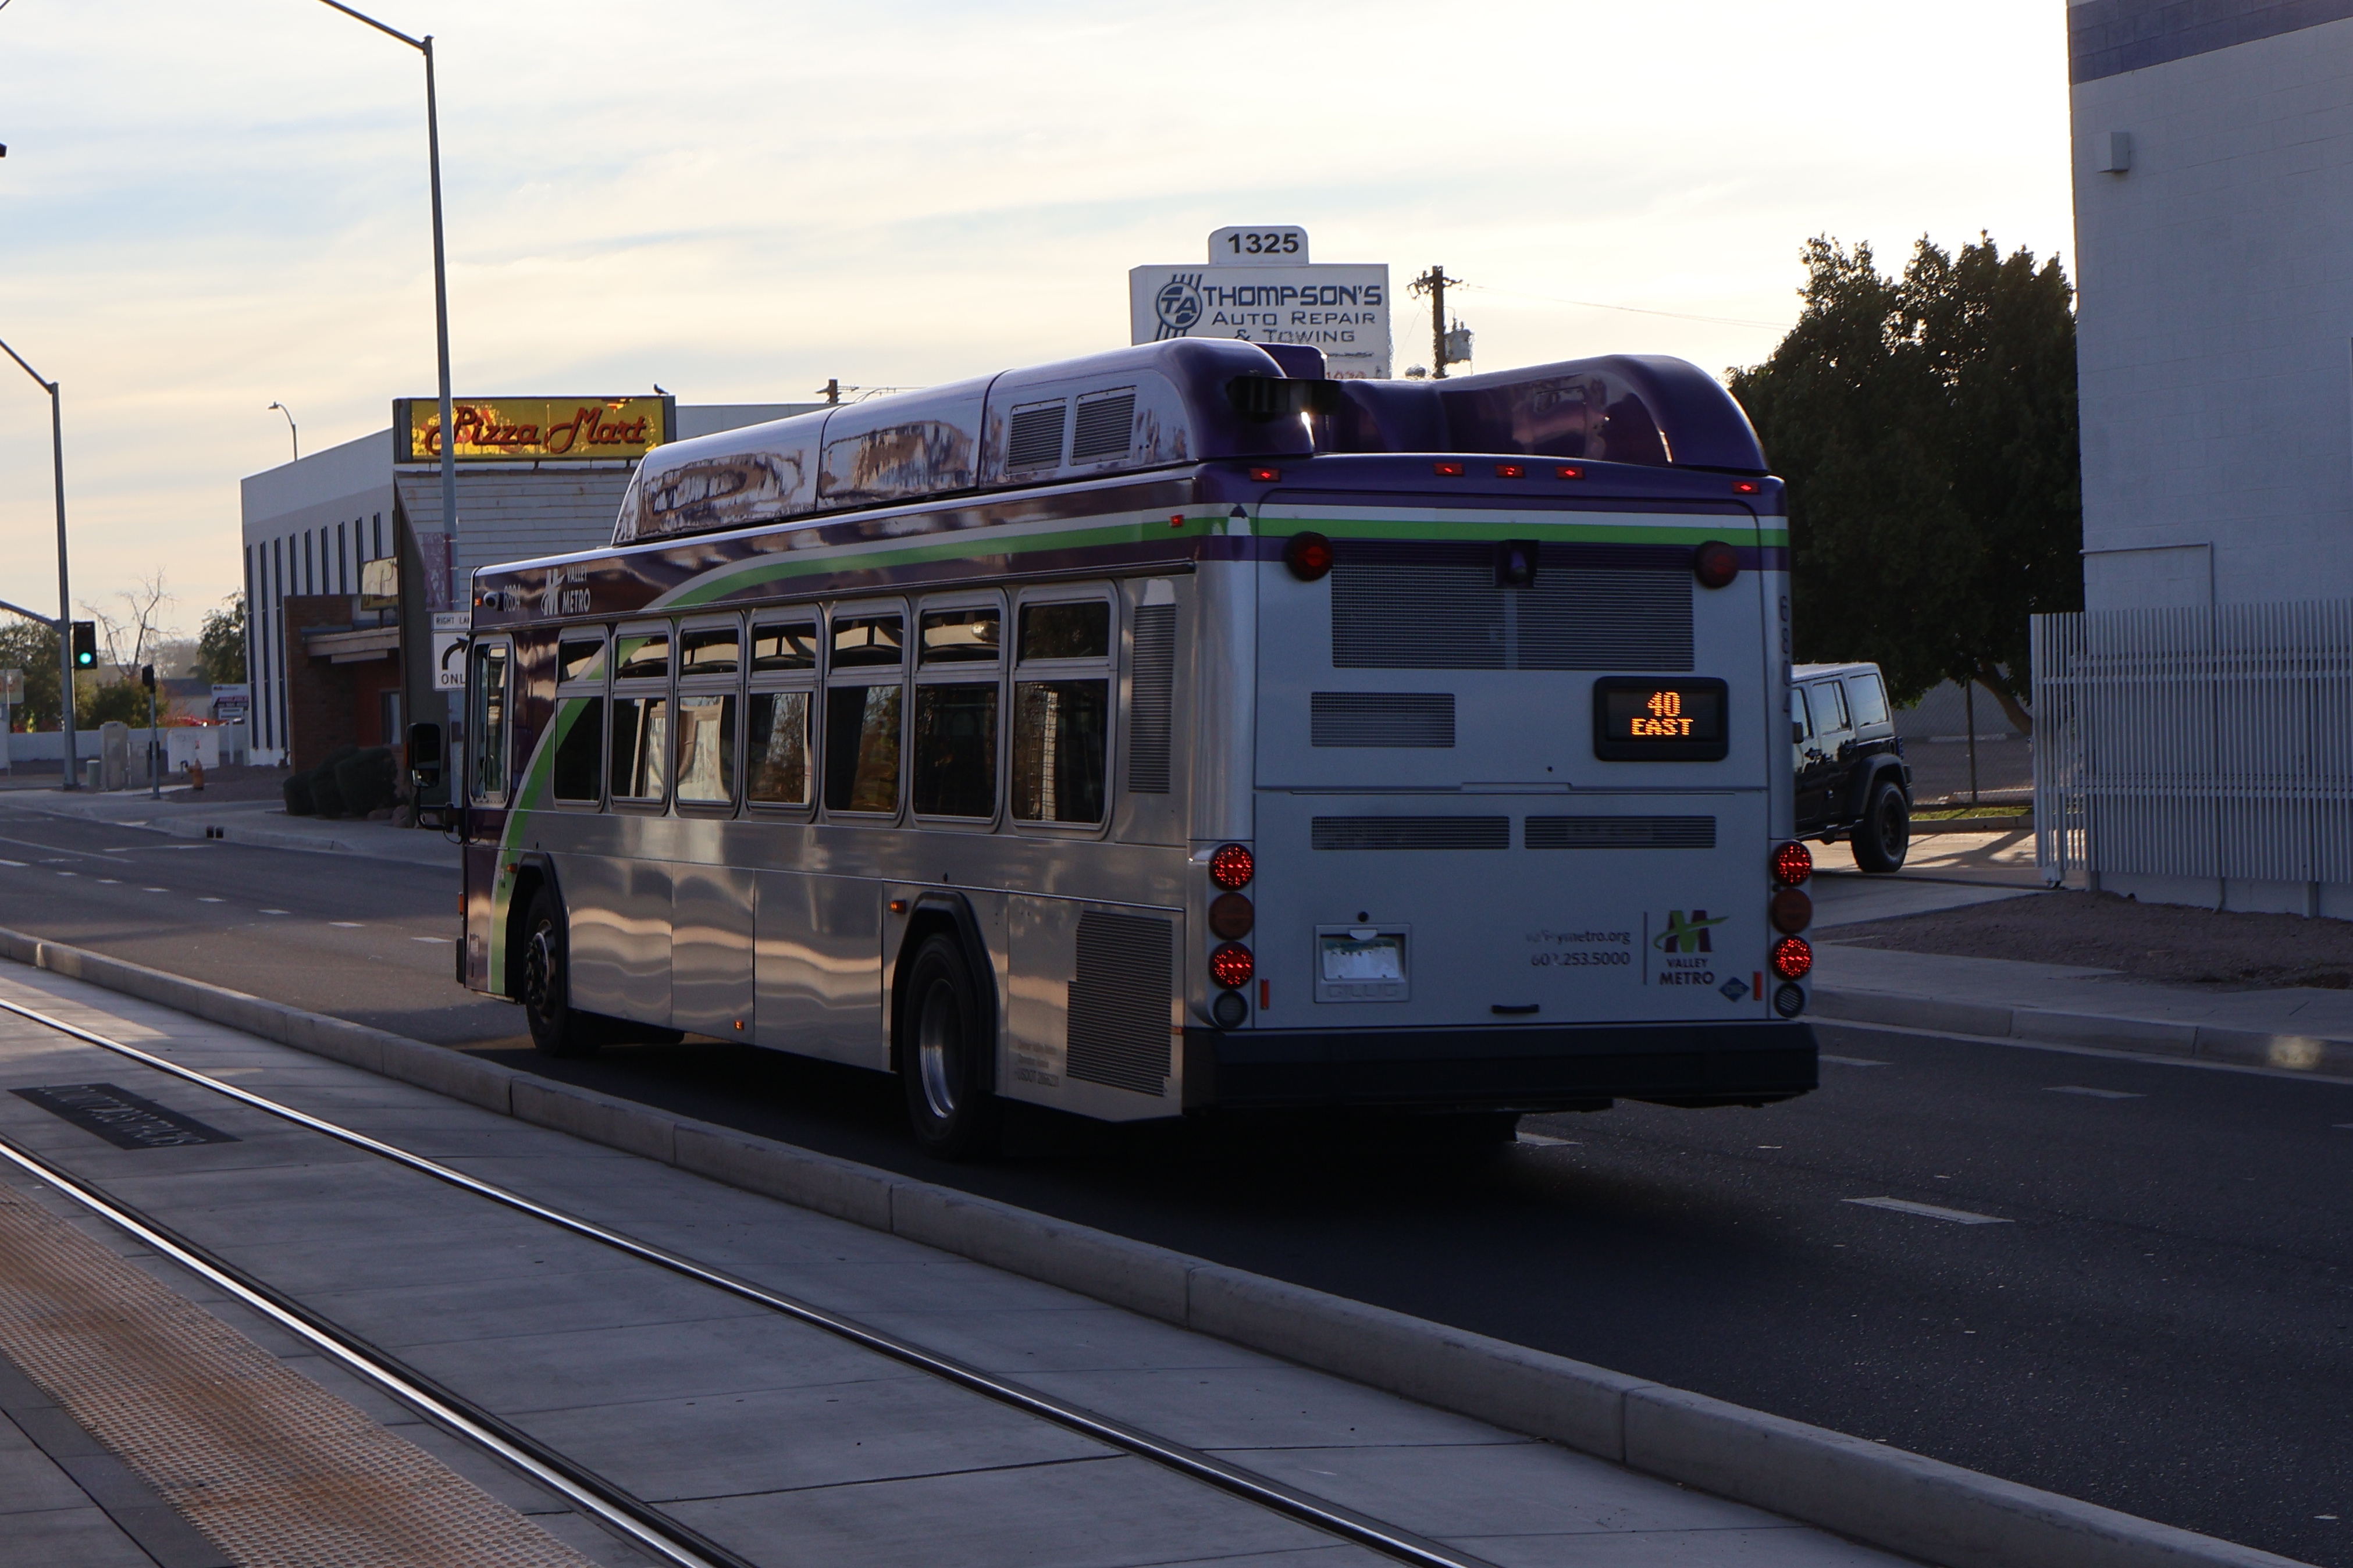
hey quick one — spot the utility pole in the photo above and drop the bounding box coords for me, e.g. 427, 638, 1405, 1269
820, 379, 842, 405
1409, 266, 1462, 378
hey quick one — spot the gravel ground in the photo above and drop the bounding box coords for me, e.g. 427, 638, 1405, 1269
1823, 888, 2353, 989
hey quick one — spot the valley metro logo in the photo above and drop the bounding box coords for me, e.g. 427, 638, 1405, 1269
1654, 910, 1727, 954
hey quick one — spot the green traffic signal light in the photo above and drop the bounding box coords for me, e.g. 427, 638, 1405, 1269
70, 621, 95, 669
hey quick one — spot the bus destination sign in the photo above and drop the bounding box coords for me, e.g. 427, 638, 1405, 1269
1593, 678, 1729, 761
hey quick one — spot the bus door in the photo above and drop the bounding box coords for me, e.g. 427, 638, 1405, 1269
463, 637, 511, 991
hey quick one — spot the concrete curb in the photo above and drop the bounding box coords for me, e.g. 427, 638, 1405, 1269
0, 928, 2308, 1568
8, 793, 462, 868
1814, 985, 2353, 1075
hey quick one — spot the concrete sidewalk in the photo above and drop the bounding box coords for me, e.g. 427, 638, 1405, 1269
1813, 942, 2353, 1076
0, 787, 459, 869
0, 963, 1914, 1568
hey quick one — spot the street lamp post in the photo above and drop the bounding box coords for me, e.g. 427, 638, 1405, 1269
0, 335, 78, 790
267, 401, 300, 462
316, 0, 458, 755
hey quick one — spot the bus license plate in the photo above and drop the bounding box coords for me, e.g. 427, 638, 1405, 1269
1316, 929, 1409, 1002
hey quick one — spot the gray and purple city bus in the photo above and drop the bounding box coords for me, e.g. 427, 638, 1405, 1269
448, 337, 1818, 1155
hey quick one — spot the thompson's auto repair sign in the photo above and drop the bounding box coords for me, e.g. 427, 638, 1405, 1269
1129, 227, 1391, 380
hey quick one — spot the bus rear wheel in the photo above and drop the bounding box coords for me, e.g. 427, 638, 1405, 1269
520, 888, 601, 1058
901, 933, 998, 1160
1853, 781, 1910, 874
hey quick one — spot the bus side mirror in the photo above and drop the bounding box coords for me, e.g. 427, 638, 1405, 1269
408, 722, 448, 821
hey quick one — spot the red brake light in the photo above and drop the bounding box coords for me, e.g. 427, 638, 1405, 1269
1694, 540, 1740, 590
1734, 479, 1761, 495
1770, 888, 1811, 935
1209, 843, 1254, 889
1494, 462, 1525, 479
1771, 936, 1813, 981
1772, 841, 1813, 886
1555, 465, 1585, 480
1283, 533, 1334, 582
1433, 461, 1465, 477
1248, 465, 1281, 482
1209, 943, 1254, 989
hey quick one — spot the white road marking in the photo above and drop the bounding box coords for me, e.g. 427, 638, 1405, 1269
2046, 1085, 2142, 1099
0, 858, 24, 867
1845, 1196, 2013, 1225
410, 936, 454, 944
258, 908, 290, 915
142, 887, 167, 893
55, 871, 76, 877
329, 921, 363, 928
1821, 1054, 1887, 1067
2335, 1124, 2353, 1131
196, 897, 223, 904
96, 879, 120, 885
1517, 1132, 1578, 1146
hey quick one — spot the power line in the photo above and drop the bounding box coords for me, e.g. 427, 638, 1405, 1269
1457, 282, 1787, 332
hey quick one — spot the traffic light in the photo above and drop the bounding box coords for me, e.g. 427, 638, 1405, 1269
139, 664, 155, 692
70, 621, 95, 669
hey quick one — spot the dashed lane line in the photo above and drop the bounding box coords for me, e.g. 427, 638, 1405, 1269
1820, 1055, 1888, 1067
1844, 1196, 2013, 1225
2046, 1085, 2144, 1099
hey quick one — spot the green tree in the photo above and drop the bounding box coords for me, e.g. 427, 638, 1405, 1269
0, 616, 62, 731
195, 593, 247, 685
1729, 234, 2081, 731
79, 679, 149, 727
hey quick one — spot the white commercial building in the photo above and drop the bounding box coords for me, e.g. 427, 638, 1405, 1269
240, 400, 813, 768
2042, 2, 2353, 915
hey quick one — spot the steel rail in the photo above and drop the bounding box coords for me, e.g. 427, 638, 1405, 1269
0, 1129, 745, 1568
0, 992, 1499, 1568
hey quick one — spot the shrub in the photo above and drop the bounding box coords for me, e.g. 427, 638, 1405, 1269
282, 770, 315, 816
334, 746, 398, 817
308, 744, 358, 817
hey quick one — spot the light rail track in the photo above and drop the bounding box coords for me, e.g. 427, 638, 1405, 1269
0, 992, 1500, 1568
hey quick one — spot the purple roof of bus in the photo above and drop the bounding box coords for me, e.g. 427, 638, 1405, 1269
612, 338, 1767, 548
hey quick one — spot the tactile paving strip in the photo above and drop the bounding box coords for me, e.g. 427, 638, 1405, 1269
0, 1173, 601, 1568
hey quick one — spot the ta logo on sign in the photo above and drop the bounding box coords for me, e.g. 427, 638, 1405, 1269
1154, 275, 1204, 338
1655, 910, 1726, 954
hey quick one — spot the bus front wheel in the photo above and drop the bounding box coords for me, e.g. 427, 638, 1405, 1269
520, 888, 601, 1058
901, 933, 998, 1160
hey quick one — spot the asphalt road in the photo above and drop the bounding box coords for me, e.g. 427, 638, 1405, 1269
0, 799, 2343, 1566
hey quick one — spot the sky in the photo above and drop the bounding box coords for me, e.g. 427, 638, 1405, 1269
0, 1, 2076, 639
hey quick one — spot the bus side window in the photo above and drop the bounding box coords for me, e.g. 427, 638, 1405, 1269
913, 600, 1002, 819
469, 642, 510, 802
609, 623, 671, 804
552, 633, 605, 806
823, 607, 905, 815
747, 615, 817, 807
1011, 596, 1110, 825
676, 618, 741, 807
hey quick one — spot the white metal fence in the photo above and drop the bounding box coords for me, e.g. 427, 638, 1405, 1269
2033, 601, 2353, 890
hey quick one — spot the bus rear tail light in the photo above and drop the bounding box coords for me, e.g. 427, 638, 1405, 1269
1494, 462, 1525, 479
1248, 465, 1281, 482
1209, 893, 1254, 939
1693, 540, 1740, 589
1772, 841, 1813, 886
1433, 461, 1465, 477
1284, 533, 1334, 582
1770, 936, 1813, 981
1734, 479, 1762, 495
1555, 464, 1585, 480
1209, 843, 1254, 889
1210, 943, 1254, 989
1770, 888, 1811, 934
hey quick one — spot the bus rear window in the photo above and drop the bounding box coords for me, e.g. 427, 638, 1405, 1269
1019, 601, 1109, 661
832, 614, 903, 668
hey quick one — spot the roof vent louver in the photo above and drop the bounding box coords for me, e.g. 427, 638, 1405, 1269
1005, 400, 1066, 472
1071, 388, 1137, 462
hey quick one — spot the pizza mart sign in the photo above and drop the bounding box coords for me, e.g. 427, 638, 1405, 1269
1129, 226, 1391, 380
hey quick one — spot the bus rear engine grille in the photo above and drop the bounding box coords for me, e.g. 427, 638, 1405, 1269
1311, 815, 1510, 851
1525, 815, 1717, 849
1310, 692, 1455, 747
1066, 911, 1173, 1095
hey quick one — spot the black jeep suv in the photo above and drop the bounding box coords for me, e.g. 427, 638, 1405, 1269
1792, 662, 1911, 873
